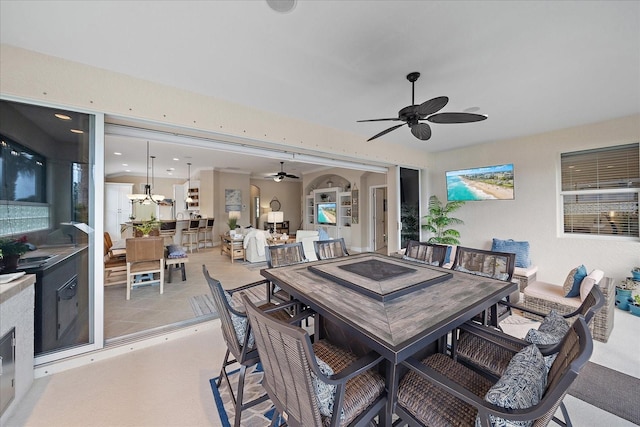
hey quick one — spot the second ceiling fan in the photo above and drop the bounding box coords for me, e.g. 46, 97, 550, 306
358, 72, 488, 142
271, 161, 299, 182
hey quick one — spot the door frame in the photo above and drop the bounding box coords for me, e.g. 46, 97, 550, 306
369, 185, 387, 253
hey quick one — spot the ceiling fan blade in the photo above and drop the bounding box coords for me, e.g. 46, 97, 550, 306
410, 123, 432, 140
416, 96, 449, 116
427, 112, 488, 124
357, 118, 403, 122
367, 123, 406, 142
286, 174, 300, 179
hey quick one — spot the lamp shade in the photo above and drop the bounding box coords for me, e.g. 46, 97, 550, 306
229, 211, 241, 220
267, 211, 284, 223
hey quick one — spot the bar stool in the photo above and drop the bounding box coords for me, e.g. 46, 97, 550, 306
181, 219, 200, 253
198, 218, 215, 248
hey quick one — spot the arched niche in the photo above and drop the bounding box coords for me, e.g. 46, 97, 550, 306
305, 174, 351, 194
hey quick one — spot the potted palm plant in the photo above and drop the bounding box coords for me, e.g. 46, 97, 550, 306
421, 195, 465, 245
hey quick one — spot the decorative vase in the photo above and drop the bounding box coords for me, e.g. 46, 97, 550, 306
629, 304, 640, 317
1, 254, 21, 273
615, 288, 633, 311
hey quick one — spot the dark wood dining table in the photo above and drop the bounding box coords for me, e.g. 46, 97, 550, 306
261, 252, 517, 425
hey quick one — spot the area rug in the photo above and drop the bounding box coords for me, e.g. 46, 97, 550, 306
568, 361, 640, 425
188, 294, 218, 317
210, 364, 283, 427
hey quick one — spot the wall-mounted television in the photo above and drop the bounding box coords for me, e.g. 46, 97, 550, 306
317, 202, 337, 225
446, 164, 515, 201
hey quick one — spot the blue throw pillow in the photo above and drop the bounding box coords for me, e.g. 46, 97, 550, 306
491, 238, 531, 268
565, 265, 587, 298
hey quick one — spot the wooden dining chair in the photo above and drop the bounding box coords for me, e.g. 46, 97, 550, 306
202, 265, 291, 427
395, 316, 593, 427
313, 238, 349, 260
402, 240, 447, 266
241, 293, 387, 427
452, 284, 604, 380
125, 237, 165, 300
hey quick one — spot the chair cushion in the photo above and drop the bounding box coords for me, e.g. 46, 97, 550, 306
223, 290, 254, 348
491, 238, 531, 268
479, 344, 547, 427
523, 281, 582, 309
524, 310, 569, 369
580, 270, 604, 301
563, 265, 587, 297
166, 244, 187, 259
312, 340, 385, 426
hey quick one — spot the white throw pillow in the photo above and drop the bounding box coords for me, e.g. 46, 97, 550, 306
580, 269, 604, 301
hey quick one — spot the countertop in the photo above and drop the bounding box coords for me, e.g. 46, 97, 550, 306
0, 273, 36, 303
16, 244, 89, 272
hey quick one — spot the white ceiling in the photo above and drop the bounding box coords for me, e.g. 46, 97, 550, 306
1, 1, 639, 178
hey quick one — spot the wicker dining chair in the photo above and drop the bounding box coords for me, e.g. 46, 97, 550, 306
241, 294, 387, 427
452, 284, 604, 380
314, 238, 349, 260
402, 240, 448, 266
395, 316, 593, 427
202, 265, 291, 427
452, 247, 517, 326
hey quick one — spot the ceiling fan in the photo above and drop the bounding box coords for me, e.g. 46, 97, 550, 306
271, 161, 299, 182
358, 72, 488, 142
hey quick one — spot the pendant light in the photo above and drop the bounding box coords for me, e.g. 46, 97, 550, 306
185, 162, 194, 204
127, 141, 165, 204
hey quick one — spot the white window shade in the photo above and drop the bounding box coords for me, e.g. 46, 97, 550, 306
560, 143, 639, 238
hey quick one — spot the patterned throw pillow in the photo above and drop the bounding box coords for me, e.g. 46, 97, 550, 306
223, 290, 255, 348
562, 267, 579, 295
310, 357, 345, 421
525, 310, 569, 369
476, 344, 547, 427
565, 265, 588, 298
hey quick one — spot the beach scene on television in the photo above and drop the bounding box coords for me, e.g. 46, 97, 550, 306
446, 164, 514, 201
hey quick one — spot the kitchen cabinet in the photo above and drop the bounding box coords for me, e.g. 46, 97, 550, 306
104, 183, 133, 238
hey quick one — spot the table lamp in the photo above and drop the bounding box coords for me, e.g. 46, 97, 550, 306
267, 211, 284, 234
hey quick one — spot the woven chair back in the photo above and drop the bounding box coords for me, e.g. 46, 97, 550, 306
403, 240, 448, 266
453, 247, 516, 281
242, 294, 324, 426
314, 238, 349, 260
266, 242, 307, 268
125, 237, 164, 263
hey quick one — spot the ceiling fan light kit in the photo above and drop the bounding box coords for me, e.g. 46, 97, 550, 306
358, 72, 488, 142
271, 161, 299, 182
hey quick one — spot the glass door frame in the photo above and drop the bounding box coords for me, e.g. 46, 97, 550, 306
2, 95, 105, 364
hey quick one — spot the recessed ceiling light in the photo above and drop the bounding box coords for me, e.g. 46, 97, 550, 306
173, 158, 179, 161
114, 152, 122, 156
70, 129, 84, 134
122, 163, 128, 166
168, 167, 175, 171
125, 169, 131, 172
55, 113, 71, 120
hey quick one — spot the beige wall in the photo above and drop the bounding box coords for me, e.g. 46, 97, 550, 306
426, 114, 640, 283
250, 178, 302, 231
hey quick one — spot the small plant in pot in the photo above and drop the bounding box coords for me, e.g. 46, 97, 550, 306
630, 294, 640, 317
616, 278, 639, 311
632, 266, 640, 281
133, 216, 160, 237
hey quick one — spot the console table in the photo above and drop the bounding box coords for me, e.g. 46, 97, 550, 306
220, 234, 245, 263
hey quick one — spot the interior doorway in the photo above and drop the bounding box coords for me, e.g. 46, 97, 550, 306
250, 185, 260, 228
372, 186, 387, 254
